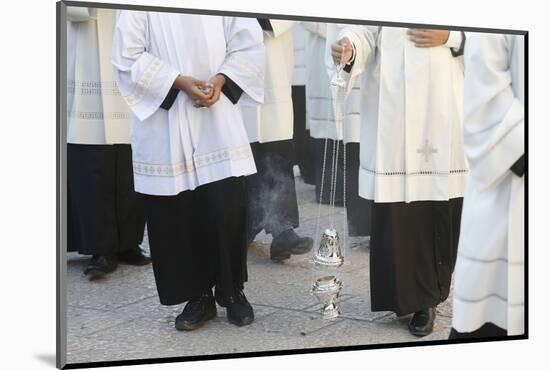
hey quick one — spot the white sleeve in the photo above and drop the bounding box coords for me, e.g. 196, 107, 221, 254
111, 11, 180, 121
218, 17, 266, 105
324, 24, 341, 78
302, 22, 327, 39
340, 25, 377, 77
67, 7, 97, 22
444, 30, 462, 49
463, 33, 524, 190
266, 20, 295, 38
324, 25, 377, 97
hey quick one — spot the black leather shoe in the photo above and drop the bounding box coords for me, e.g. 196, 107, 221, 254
118, 246, 151, 266
408, 307, 436, 337
270, 245, 291, 261
175, 292, 217, 331
84, 255, 118, 280
270, 229, 314, 261
215, 289, 254, 327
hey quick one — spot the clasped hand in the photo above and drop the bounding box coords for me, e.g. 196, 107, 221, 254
406, 29, 450, 48
330, 37, 353, 67
175, 74, 226, 108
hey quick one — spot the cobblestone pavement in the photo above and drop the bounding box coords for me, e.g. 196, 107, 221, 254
66, 176, 453, 365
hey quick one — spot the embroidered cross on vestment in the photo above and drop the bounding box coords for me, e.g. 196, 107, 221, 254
417, 140, 438, 163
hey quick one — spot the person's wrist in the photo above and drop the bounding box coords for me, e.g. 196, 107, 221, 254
215, 74, 226, 88
346, 44, 356, 65
175, 75, 191, 92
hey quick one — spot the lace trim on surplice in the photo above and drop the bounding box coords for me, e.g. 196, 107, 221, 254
362, 167, 469, 176
133, 144, 253, 177
124, 57, 164, 107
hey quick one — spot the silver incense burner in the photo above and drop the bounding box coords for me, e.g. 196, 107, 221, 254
314, 228, 344, 267
312, 276, 343, 319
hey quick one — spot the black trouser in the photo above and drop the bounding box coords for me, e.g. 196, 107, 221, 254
449, 323, 507, 340
343, 143, 371, 237
67, 143, 145, 256
144, 177, 248, 306
245, 140, 300, 241
291, 85, 315, 185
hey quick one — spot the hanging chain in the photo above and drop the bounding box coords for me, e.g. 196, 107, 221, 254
312, 88, 332, 285
314, 41, 349, 261
339, 41, 348, 260
329, 135, 338, 228
314, 135, 329, 250
340, 89, 348, 261
333, 85, 347, 260
311, 37, 350, 310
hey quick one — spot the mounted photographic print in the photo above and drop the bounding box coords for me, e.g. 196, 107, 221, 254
56, 0, 527, 368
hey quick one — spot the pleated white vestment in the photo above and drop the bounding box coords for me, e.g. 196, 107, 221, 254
67, 7, 131, 144
292, 22, 307, 87
452, 33, 525, 335
241, 20, 295, 144
303, 22, 361, 143
337, 26, 468, 203
112, 12, 265, 196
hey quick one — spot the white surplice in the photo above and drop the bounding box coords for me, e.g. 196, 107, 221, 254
67, 7, 131, 144
452, 34, 525, 335
241, 20, 295, 143
337, 26, 468, 203
304, 22, 360, 143
112, 12, 265, 196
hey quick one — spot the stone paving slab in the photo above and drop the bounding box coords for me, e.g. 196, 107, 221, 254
67, 306, 140, 338
67, 261, 157, 311
245, 278, 320, 311
66, 176, 454, 365
322, 295, 394, 323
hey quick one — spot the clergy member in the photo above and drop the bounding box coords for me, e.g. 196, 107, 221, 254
241, 19, 313, 261
450, 33, 525, 339
67, 7, 149, 280
330, 26, 468, 336
112, 12, 265, 330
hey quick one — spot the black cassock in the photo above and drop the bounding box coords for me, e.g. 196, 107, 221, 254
291, 84, 315, 185
67, 143, 146, 256
369, 198, 463, 316
246, 18, 303, 242
245, 140, 300, 241
144, 177, 248, 305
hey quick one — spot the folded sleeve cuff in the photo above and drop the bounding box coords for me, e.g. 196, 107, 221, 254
445, 30, 462, 49
160, 86, 179, 110
220, 74, 244, 104
447, 31, 465, 57
343, 45, 356, 73
472, 118, 524, 190
510, 154, 525, 177
257, 19, 273, 31
130, 65, 179, 121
